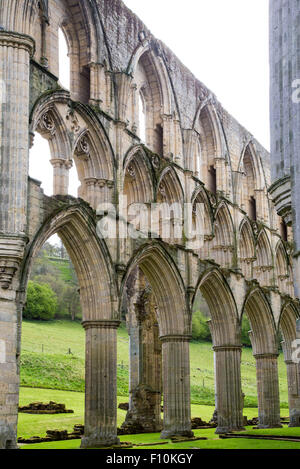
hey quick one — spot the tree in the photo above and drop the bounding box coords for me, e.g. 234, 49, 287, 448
23, 281, 58, 321
192, 310, 211, 341
241, 315, 252, 347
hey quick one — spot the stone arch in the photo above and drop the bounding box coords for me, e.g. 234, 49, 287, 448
156, 167, 184, 242
238, 218, 255, 279
21, 204, 117, 322
242, 288, 277, 355
236, 141, 268, 221
275, 240, 289, 293
194, 268, 239, 346
127, 41, 178, 158
254, 229, 273, 286
31, 0, 103, 102
193, 102, 224, 193
30, 91, 115, 203
122, 243, 188, 337
279, 302, 300, 426
212, 202, 234, 267
193, 268, 244, 433
279, 302, 299, 362
191, 186, 213, 256
122, 242, 192, 438
242, 288, 281, 428
123, 145, 155, 206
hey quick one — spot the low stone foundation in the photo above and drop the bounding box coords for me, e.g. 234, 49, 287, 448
18, 402, 74, 415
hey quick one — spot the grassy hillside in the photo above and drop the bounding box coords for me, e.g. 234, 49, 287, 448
20, 320, 289, 408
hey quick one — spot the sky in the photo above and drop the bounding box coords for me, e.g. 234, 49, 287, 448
30, 0, 270, 199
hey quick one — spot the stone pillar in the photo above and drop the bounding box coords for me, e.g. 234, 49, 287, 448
81, 320, 120, 448
0, 31, 35, 233
255, 353, 282, 428
285, 360, 300, 427
123, 282, 162, 433
0, 31, 35, 450
213, 345, 245, 434
160, 335, 193, 439
50, 159, 72, 196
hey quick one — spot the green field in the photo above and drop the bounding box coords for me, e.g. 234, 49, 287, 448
18, 320, 297, 449
20, 319, 289, 408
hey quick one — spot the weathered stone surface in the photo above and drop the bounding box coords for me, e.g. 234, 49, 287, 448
0, 0, 298, 449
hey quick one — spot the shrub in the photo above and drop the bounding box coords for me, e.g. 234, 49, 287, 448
24, 281, 58, 321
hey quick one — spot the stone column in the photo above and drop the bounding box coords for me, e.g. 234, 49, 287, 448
160, 335, 193, 439
123, 283, 162, 433
50, 159, 72, 196
255, 353, 282, 428
285, 360, 300, 427
0, 31, 35, 450
213, 345, 245, 434
0, 31, 35, 233
81, 320, 120, 448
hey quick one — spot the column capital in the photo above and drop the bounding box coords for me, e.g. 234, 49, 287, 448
0, 31, 35, 56
159, 334, 192, 343
82, 320, 121, 330
213, 344, 242, 352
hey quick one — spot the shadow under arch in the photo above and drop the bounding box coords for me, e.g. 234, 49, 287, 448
20, 202, 117, 321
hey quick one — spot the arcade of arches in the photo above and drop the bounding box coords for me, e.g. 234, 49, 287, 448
0, 0, 299, 449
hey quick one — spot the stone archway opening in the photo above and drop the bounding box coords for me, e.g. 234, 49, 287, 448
242, 289, 282, 429
19, 205, 120, 449
193, 269, 244, 434
122, 244, 193, 440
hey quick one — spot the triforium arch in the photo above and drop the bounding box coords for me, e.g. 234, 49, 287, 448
212, 201, 235, 268
20, 203, 120, 448
279, 302, 300, 427
254, 229, 274, 287
190, 185, 213, 256
243, 288, 282, 429
194, 268, 244, 433
238, 218, 256, 279
192, 100, 230, 196
123, 145, 155, 206
121, 243, 192, 439
235, 140, 270, 224
30, 90, 116, 204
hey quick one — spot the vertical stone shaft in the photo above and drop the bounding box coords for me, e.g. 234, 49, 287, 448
0, 32, 35, 234
160, 335, 193, 439
255, 353, 282, 428
0, 31, 34, 450
81, 321, 120, 448
285, 360, 300, 427
213, 345, 244, 434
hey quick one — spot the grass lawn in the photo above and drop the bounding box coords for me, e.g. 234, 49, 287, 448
20, 320, 289, 408
18, 387, 288, 442
20, 427, 300, 450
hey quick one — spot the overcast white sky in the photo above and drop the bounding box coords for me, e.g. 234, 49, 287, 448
30, 0, 270, 199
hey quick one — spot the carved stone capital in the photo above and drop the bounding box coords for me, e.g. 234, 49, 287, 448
0, 31, 35, 56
